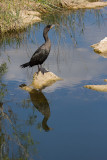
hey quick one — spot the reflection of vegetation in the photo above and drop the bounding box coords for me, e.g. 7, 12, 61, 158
0, 63, 7, 76
41, 8, 104, 45
0, 63, 7, 101
0, 63, 39, 159
0, 101, 38, 160
0, 83, 52, 159
0, 7, 105, 49
0, 29, 27, 49
0, 24, 39, 49
40, 10, 85, 46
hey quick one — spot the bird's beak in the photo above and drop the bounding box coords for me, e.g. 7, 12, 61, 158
50, 25, 55, 29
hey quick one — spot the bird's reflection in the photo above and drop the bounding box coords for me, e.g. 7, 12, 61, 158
19, 84, 52, 131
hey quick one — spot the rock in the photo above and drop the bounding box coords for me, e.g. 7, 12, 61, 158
91, 37, 107, 57
20, 70, 62, 90
19, 10, 41, 25
60, 0, 107, 9
84, 84, 107, 92
84, 1, 107, 9
84, 79, 107, 92
30, 70, 62, 90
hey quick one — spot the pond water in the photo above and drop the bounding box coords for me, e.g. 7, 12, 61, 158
0, 6, 107, 160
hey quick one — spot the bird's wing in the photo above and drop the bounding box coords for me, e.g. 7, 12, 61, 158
30, 44, 47, 62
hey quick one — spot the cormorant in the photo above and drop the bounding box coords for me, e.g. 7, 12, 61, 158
20, 25, 54, 73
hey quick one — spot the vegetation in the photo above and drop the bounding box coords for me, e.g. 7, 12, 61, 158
0, 0, 106, 33
0, 0, 66, 33
0, 0, 40, 32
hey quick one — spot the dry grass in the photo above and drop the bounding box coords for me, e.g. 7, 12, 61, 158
0, 0, 63, 33
0, 0, 41, 32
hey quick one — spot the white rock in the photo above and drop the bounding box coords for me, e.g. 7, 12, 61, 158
84, 79, 107, 92
20, 70, 62, 90
91, 37, 107, 56
84, 84, 107, 92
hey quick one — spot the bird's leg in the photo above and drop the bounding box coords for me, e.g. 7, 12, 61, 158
37, 65, 40, 74
40, 64, 48, 74
40, 64, 43, 70
40, 64, 44, 74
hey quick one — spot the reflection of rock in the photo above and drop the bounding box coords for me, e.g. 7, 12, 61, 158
91, 37, 107, 57
104, 79, 107, 82
19, 84, 52, 131
30, 70, 62, 90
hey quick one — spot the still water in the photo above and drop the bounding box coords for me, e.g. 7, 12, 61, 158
0, 7, 107, 160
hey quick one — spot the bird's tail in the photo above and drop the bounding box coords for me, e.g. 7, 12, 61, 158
20, 62, 29, 68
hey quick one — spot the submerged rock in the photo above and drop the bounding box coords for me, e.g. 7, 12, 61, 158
91, 37, 107, 57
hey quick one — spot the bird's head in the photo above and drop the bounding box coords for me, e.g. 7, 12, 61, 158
43, 25, 54, 33
43, 25, 54, 41
46, 24, 54, 29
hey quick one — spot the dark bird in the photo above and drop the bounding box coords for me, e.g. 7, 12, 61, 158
20, 25, 54, 73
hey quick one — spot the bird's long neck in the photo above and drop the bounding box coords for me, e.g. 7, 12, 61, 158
43, 31, 49, 42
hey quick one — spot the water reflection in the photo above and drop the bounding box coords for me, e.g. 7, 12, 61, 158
0, 100, 39, 159
0, 8, 105, 50
0, 6, 107, 160
0, 63, 7, 101
20, 84, 52, 131
29, 89, 51, 132
93, 51, 107, 58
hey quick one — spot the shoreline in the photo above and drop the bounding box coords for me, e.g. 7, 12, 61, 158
0, 0, 107, 34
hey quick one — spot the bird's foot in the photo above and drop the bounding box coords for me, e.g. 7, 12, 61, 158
39, 67, 49, 74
